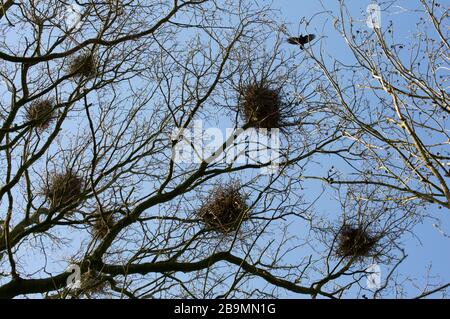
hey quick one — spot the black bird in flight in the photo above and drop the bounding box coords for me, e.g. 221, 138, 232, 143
287, 34, 316, 49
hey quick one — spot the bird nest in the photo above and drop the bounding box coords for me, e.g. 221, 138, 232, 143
46, 269, 108, 298
68, 53, 97, 79
45, 171, 83, 207
335, 224, 380, 259
25, 99, 55, 131
78, 270, 109, 296
92, 213, 116, 238
238, 83, 284, 129
197, 182, 249, 234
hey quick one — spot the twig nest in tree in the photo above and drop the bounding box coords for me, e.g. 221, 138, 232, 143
46, 264, 108, 298
197, 181, 248, 233
68, 53, 97, 79
77, 270, 108, 296
26, 99, 55, 131
239, 83, 282, 129
92, 213, 116, 238
336, 225, 379, 259
45, 171, 83, 207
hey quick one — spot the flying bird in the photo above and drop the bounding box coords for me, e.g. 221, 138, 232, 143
287, 34, 316, 49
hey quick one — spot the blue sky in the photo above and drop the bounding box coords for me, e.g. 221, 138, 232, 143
1, 0, 448, 298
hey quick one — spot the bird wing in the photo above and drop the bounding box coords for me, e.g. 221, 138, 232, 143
306, 34, 316, 42
287, 37, 301, 45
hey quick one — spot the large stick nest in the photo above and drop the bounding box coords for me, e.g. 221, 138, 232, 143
78, 270, 109, 296
25, 99, 55, 131
238, 83, 284, 129
45, 270, 108, 298
197, 181, 249, 233
45, 171, 83, 207
91, 213, 116, 238
68, 53, 97, 79
335, 224, 379, 259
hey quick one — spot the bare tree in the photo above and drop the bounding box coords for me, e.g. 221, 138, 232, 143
297, 0, 449, 297
306, 0, 449, 209
0, 0, 446, 299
